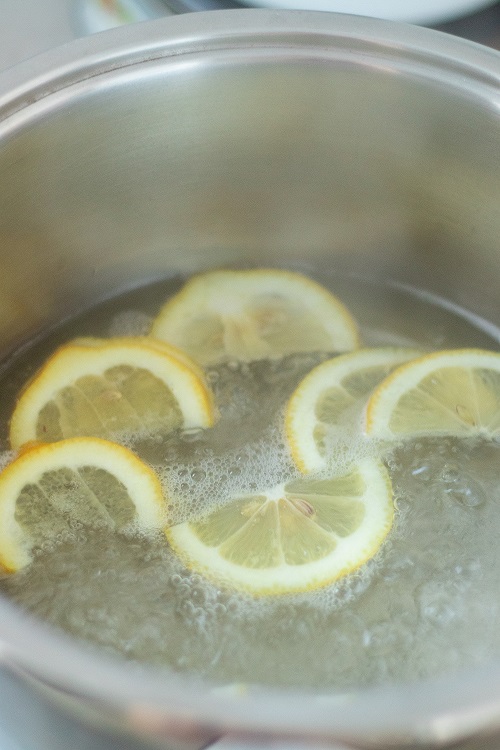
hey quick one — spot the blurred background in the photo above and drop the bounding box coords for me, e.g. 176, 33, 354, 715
1, 0, 500, 73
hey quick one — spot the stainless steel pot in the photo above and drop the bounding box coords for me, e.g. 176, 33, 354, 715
1, 10, 500, 749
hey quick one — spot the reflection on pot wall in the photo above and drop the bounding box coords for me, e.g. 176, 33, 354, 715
2, 52, 500, 355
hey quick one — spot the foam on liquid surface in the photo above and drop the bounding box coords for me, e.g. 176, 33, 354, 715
1, 273, 500, 690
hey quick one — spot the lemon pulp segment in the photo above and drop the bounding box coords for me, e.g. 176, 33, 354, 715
365, 349, 500, 439
166, 458, 393, 596
9, 338, 215, 450
0, 438, 165, 572
286, 348, 422, 473
150, 269, 360, 366
72, 336, 207, 382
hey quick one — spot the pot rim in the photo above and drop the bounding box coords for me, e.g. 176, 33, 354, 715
1, 10, 500, 746
1, 8, 500, 121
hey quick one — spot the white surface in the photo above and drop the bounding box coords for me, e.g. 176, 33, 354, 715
242, 0, 497, 24
0, 0, 75, 71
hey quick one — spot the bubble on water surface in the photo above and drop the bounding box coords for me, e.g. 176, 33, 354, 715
3, 279, 500, 691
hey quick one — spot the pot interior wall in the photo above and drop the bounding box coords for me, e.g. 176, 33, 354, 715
0, 49, 499, 349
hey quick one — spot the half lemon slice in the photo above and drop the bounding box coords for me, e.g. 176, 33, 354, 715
166, 458, 393, 596
286, 348, 421, 473
0, 437, 165, 572
150, 269, 360, 366
364, 348, 500, 439
10, 337, 216, 450
71, 335, 207, 381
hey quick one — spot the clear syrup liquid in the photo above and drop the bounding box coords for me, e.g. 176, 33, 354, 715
0, 272, 500, 691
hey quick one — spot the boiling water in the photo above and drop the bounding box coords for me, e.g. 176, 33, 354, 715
1, 272, 500, 690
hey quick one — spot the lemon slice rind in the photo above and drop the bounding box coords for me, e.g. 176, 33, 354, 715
286, 347, 422, 474
9, 338, 215, 450
0, 437, 165, 572
166, 458, 393, 596
72, 336, 207, 382
150, 269, 360, 366
364, 348, 500, 439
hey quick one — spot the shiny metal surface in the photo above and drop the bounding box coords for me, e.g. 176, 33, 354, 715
1, 9, 500, 750
2, 0, 500, 75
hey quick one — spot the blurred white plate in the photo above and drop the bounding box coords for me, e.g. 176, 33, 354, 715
241, 0, 497, 24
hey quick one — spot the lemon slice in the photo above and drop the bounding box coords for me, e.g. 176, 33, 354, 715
150, 269, 360, 366
286, 348, 422, 473
71, 336, 207, 382
166, 458, 393, 596
9, 337, 216, 451
0, 438, 165, 572
364, 348, 500, 439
